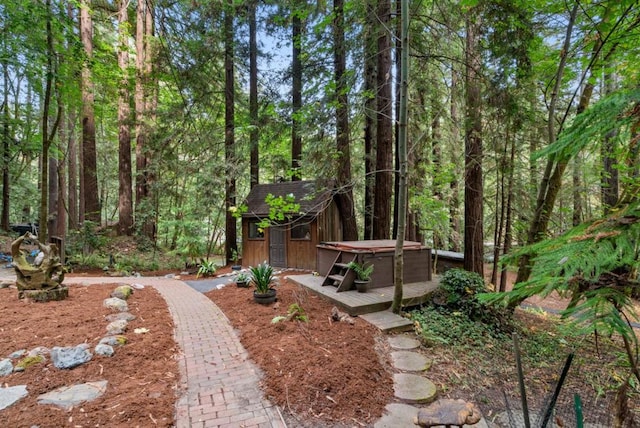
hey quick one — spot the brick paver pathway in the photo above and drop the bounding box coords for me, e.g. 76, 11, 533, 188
69, 276, 287, 428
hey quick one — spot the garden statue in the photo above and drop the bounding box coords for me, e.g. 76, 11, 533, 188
11, 232, 67, 301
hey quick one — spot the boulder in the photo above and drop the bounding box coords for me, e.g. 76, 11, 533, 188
414, 399, 482, 427
105, 312, 136, 322
0, 385, 28, 410
99, 335, 127, 346
50, 345, 92, 369
106, 319, 128, 335
103, 297, 128, 312
0, 359, 13, 377
110, 285, 133, 300
94, 344, 115, 357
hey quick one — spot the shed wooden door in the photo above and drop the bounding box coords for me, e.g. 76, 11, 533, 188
269, 227, 286, 267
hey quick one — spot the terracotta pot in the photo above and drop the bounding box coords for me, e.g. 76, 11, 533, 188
253, 288, 277, 304
354, 279, 369, 293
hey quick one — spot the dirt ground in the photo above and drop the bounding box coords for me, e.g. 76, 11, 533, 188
0, 280, 179, 428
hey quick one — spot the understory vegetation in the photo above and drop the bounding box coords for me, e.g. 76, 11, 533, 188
409, 269, 640, 425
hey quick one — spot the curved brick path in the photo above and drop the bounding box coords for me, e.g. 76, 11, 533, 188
68, 276, 287, 428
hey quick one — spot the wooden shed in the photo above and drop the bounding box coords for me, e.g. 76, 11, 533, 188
241, 181, 342, 270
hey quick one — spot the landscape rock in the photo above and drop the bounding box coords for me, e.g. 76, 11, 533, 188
94, 344, 114, 357
374, 403, 418, 428
27, 346, 50, 358
415, 398, 481, 427
0, 279, 14, 289
0, 358, 13, 376
37, 380, 108, 410
50, 345, 92, 369
110, 285, 133, 300
106, 319, 128, 335
7, 349, 26, 359
0, 385, 28, 410
131, 283, 144, 289
99, 335, 127, 346
104, 312, 136, 322
164, 273, 176, 279
103, 297, 128, 312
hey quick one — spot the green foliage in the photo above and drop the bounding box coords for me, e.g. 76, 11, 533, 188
271, 303, 309, 324
235, 272, 250, 283
438, 268, 497, 321
196, 260, 218, 278
347, 261, 374, 281
250, 262, 275, 294
65, 221, 107, 258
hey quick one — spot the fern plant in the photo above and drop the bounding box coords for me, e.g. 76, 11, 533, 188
347, 261, 374, 281
481, 201, 640, 384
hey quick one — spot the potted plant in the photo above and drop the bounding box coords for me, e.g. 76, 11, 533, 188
347, 261, 374, 293
235, 272, 250, 288
250, 262, 277, 304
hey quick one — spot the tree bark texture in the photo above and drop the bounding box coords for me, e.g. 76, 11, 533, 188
463, 8, 484, 276
373, 0, 393, 240
80, 0, 100, 225
1, 57, 9, 231
117, 0, 133, 236
363, 0, 377, 240
249, 0, 259, 189
224, 0, 237, 264
291, 9, 302, 180
333, 0, 358, 241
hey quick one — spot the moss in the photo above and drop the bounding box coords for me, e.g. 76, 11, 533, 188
16, 355, 44, 370
115, 335, 127, 345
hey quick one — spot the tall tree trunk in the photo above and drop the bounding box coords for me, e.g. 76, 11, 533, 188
135, 0, 155, 240
1, 56, 9, 231
224, 0, 237, 264
392, 0, 408, 314
67, 109, 78, 230
249, 0, 259, 189
449, 65, 462, 252
463, 7, 484, 276
333, 0, 358, 241
291, 7, 302, 180
363, 0, 377, 240
80, 0, 100, 225
40, 0, 55, 242
499, 130, 517, 292
515, 4, 579, 284
373, 0, 392, 240
117, 0, 133, 235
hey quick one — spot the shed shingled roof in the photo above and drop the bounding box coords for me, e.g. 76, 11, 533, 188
242, 180, 334, 217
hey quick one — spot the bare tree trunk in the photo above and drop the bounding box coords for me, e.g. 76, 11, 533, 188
363, 0, 377, 240
291, 7, 302, 180
117, 0, 133, 235
249, 0, 259, 189
80, 0, 100, 225
373, 0, 392, 240
463, 8, 484, 276
135, 0, 155, 240
333, 0, 358, 241
449, 64, 462, 252
499, 130, 517, 292
67, 109, 78, 230
224, 0, 237, 264
392, 0, 408, 314
1, 56, 9, 231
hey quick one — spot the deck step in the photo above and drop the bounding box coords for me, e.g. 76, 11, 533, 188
327, 274, 345, 282
359, 310, 414, 333
334, 262, 350, 269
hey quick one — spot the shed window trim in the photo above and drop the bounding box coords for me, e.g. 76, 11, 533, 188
248, 221, 265, 240
290, 223, 311, 241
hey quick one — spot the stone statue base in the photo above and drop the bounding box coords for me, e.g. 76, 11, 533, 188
19, 286, 69, 302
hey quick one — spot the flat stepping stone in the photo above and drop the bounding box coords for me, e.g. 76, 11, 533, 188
374, 403, 419, 427
388, 334, 420, 350
393, 373, 437, 404
391, 351, 431, 372
0, 385, 28, 410
37, 380, 108, 410
360, 310, 413, 333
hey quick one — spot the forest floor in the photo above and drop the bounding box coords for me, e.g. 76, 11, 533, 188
0, 247, 638, 426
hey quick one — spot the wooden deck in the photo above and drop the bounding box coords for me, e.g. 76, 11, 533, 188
288, 274, 440, 316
